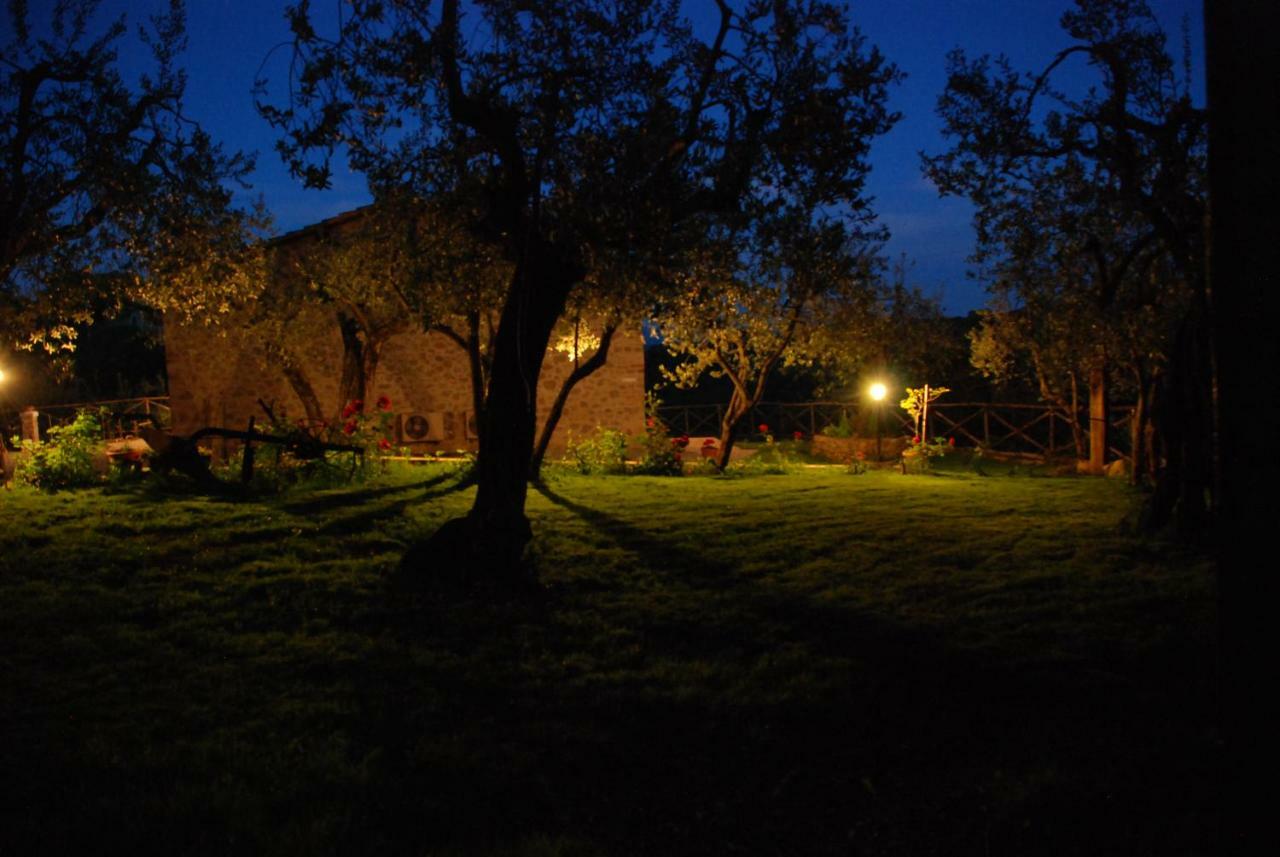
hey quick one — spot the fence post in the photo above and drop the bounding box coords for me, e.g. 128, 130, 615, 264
20, 407, 39, 444
241, 416, 256, 485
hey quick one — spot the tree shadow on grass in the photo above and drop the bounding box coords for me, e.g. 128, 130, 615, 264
300, 477, 475, 537
4, 480, 1219, 857
532, 482, 742, 587
280, 470, 464, 516
521, 480, 1221, 856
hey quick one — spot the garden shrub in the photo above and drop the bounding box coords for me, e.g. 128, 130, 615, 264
900, 436, 955, 475
631, 396, 684, 475
821, 411, 854, 438
565, 427, 628, 475
728, 434, 793, 476
17, 409, 106, 490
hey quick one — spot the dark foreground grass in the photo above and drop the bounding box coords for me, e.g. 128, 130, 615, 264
0, 466, 1218, 856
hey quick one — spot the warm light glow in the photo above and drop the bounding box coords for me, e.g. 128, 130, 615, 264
553, 330, 601, 362
0, 367, 7, 384
869, 381, 886, 401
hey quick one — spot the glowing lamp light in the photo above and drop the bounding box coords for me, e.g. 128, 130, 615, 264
0, 366, 7, 384
868, 381, 886, 401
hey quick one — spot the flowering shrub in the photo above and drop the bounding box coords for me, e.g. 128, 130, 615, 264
630, 394, 683, 475
337, 396, 399, 462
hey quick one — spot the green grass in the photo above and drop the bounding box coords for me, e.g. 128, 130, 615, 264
0, 466, 1219, 856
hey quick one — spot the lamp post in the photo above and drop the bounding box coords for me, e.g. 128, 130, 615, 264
869, 381, 886, 462
0, 366, 10, 482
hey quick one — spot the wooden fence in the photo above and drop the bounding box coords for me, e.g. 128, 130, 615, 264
3, 396, 171, 443
656, 400, 1133, 461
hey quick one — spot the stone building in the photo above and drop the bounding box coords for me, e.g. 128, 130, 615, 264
164, 208, 645, 455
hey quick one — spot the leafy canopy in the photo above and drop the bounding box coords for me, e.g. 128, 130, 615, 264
1, 0, 259, 352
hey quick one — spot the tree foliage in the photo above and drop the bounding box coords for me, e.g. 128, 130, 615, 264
656, 209, 882, 468
1, 0, 257, 353
923, 0, 1208, 528
259, 0, 900, 579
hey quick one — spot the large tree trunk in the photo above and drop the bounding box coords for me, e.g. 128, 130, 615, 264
337, 313, 369, 411
1139, 315, 1212, 535
1088, 364, 1108, 474
463, 312, 488, 436
1128, 366, 1150, 487
1068, 371, 1084, 459
278, 356, 326, 426
530, 322, 617, 480
400, 252, 579, 585
712, 387, 750, 471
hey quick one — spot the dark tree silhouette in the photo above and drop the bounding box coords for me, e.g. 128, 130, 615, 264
258, 0, 899, 583
1205, 0, 1279, 849
1, 0, 254, 349
925, 0, 1210, 533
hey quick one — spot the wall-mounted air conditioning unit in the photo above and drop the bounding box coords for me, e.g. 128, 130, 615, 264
400, 412, 446, 443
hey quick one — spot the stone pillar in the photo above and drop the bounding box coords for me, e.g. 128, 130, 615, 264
20, 407, 39, 444
1088, 367, 1107, 475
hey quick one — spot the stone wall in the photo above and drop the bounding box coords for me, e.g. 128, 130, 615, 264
165, 310, 645, 457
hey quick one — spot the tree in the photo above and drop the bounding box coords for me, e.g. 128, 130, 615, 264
260, 0, 899, 582
1, 0, 255, 352
1205, 3, 1280, 846
924, 0, 1208, 532
656, 212, 879, 470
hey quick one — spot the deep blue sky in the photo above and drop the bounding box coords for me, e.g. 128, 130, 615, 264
8, 1, 1205, 314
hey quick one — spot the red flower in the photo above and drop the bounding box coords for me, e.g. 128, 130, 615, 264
343, 420, 358, 435
702, 438, 717, 447
671, 435, 690, 449
793, 430, 805, 440
758, 423, 769, 434
645, 417, 655, 428
378, 438, 392, 451
376, 395, 392, 412
341, 399, 364, 419
948, 437, 956, 446
912, 435, 920, 444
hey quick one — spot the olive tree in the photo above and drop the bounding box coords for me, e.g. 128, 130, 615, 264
1, 0, 256, 352
259, 0, 899, 582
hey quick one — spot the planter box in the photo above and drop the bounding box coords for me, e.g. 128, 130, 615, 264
811, 434, 908, 464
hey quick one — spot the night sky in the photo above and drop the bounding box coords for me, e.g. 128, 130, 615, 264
6, 1, 1205, 314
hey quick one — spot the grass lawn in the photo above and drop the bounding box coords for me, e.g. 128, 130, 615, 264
0, 465, 1219, 856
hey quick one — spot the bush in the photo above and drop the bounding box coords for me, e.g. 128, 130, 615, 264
17, 410, 106, 490
565, 427, 628, 475
821, 411, 854, 438
631, 396, 684, 476
727, 437, 793, 476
